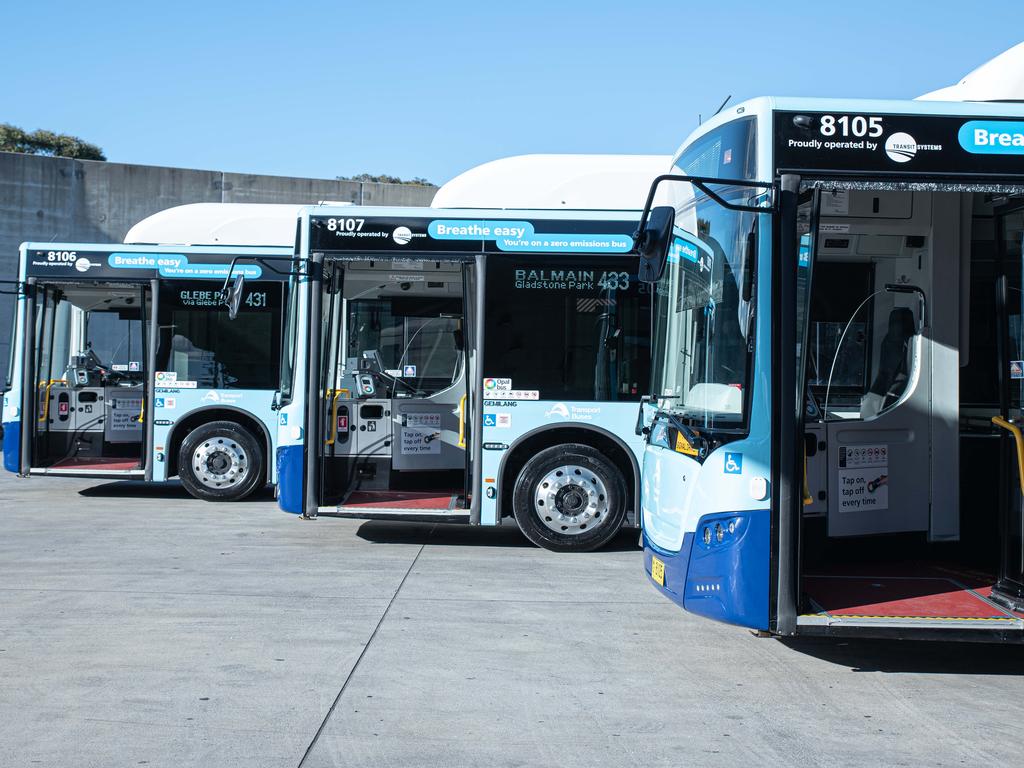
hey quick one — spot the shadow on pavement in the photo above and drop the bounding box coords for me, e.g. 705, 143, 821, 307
77, 481, 277, 501
355, 519, 642, 551
779, 637, 1024, 674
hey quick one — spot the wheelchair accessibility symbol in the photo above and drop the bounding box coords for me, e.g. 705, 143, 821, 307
483, 413, 497, 427
724, 452, 743, 474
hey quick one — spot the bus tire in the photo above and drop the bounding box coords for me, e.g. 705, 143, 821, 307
512, 443, 627, 552
177, 421, 264, 502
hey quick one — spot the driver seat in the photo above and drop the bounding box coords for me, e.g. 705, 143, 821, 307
867, 307, 916, 410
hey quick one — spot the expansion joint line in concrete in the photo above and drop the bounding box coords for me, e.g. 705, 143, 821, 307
297, 529, 433, 766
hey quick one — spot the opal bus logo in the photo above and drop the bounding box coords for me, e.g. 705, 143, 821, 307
885, 133, 917, 163
484, 377, 511, 392
393, 226, 413, 245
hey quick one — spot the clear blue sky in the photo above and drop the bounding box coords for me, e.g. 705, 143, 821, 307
4, 1, 1021, 185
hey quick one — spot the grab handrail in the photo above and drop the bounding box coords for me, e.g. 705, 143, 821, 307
37, 379, 66, 423
325, 388, 350, 446
457, 394, 467, 449
993, 416, 1024, 495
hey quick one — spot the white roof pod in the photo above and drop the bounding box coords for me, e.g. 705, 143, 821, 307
918, 41, 1024, 102
123, 202, 321, 247
432, 154, 673, 210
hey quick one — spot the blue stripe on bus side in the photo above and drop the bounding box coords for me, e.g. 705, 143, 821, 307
276, 444, 303, 514
2, 421, 19, 474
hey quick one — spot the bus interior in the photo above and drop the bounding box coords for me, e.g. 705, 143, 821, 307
798, 186, 1024, 632
317, 258, 473, 517
27, 282, 149, 476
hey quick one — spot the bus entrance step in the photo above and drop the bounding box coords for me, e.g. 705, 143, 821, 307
340, 490, 464, 511
799, 572, 1024, 630
317, 490, 470, 522
318, 506, 471, 523
32, 457, 144, 477
50, 457, 142, 471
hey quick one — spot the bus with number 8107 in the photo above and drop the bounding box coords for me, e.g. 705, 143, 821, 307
263, 203, 653, 551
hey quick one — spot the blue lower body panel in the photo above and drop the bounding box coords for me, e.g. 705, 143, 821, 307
3, 421, 20, 474
276, 444, 303, 514
644, 508, 771, 631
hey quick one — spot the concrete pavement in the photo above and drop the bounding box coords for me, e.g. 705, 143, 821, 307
0, 472, 1020, 767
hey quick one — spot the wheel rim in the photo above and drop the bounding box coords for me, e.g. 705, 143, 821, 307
191, 437, 248, 490
533, 464, 610, 536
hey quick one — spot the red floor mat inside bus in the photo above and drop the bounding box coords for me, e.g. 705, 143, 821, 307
802, 574, 1013, 619
49, 457, 140, 471
340, 491, 462, 510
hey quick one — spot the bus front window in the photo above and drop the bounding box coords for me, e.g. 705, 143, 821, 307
651, 187, 759, 429
651, 117, 762, 430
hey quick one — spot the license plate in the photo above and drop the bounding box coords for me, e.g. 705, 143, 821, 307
651, 556, 665, 586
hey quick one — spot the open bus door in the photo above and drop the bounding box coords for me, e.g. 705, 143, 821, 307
636, 172, 782, 630
20, 278, 157, 480
307, 256, 479, 521
992, 203, 1024, 612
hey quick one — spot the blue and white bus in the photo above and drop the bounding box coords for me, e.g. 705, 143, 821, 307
3, 227, 293, 501
271, 205, 651, 551
635, 97, 1024, 640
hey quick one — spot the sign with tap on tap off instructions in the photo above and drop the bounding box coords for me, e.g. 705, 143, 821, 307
838, 444, 888, 512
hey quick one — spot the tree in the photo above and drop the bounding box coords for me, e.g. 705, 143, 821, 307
0, 123, 106, 160
337, 172, 433, 186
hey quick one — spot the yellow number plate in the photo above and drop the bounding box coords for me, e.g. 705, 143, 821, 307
651, 556, 665, 586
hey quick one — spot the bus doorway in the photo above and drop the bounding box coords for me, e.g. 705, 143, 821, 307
992, 201, 1024, 611
22, 280, 153, 478
796, 186, 1024, 634
314, 258, 474, 519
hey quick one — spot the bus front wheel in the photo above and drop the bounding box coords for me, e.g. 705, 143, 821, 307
512, 443, 627, 552
178, 421, 264, 502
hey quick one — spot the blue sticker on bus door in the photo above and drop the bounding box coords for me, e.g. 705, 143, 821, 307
724, 452, 743, 474
1011, 360, 1024, 380
483, 413, 497, 427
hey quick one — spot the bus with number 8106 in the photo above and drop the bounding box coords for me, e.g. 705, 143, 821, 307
2, 204, 300, 502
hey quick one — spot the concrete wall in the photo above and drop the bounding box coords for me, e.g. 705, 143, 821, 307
0, 151, 437, 377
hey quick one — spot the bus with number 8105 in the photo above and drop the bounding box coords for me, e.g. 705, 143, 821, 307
634, 96, 1024, 641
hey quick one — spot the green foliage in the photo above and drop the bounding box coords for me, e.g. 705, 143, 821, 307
337, 172, 433, 186
0, 123, 106, 160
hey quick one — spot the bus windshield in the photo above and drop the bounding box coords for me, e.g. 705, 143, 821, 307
651, 118, 762, 429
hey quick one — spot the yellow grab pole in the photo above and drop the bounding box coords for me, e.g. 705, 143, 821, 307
992, 415, 1024, 495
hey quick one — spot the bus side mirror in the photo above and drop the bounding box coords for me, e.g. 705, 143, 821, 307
637, 206, 675, 283
224, 273, 246, 320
